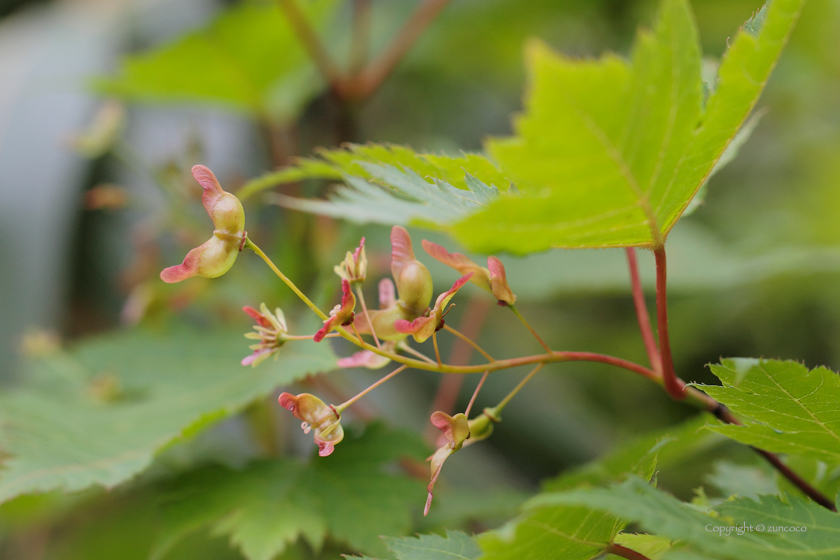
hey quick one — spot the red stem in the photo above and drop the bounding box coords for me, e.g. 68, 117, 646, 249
625, 248, 661, 375
559, 352, 659, 381
653, 246, 686, 399
604, 543, 652, 560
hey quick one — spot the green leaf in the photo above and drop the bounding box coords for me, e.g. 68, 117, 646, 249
96, 0, 338, 118
345, 530, 480, 560
529, 476, 840, 560
477, 428, 664, 560
152, 423, 426, 560
698, 359, 840, 462
0, 325, 336, 504
450, 0, 804, 253
268, 163, 508, 230
705, 461, 780, 501
475, 415, 720, 560
384, 531, 481, 560
237, 143, 511, 200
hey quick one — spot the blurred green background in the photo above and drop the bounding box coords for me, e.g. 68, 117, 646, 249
1, 0, 839, 558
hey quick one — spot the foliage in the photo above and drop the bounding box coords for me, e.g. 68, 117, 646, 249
699, 359, 840, 462
347, 531, 481, 560
0, 324, 335, 504
529, 476, 840, 559
238, 143, 511, 200
3, 0, 834, 559
267, 0, 805, 254
151, 423, 426, 560
96, 0, 339, 119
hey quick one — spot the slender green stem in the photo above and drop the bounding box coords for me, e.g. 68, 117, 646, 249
284, 333, 340, 340
401, 344, 437, 365
432, 332, 442, 367
509, 305, 552, 353
351, 323, 365, 345
356, 286, 381, 350
464, 370, 489, 418
443, 324, 494, 362
335, 365, 408, 413
494, 364, 544, 413
246, 238, 328, 320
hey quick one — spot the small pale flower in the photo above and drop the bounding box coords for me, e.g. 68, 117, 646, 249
278, 392, 344, 456
334, 237, 367, 284
425, 411, 470, 516
421, 240, 516, 306
394, 273, 473, 343
242, 304, 288, 366
313, 279, 356, 342
160, 165, 246, 283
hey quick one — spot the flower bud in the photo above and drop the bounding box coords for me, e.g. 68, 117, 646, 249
313, 279, 356, 342
395, 273, 472, 343
425, 411, 470, 516
422, 240, 516, 306
278, 392, 344, 456
391, 226, 433, 314
160, 165, 246, 283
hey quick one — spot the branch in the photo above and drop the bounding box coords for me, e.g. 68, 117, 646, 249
349, 0, 372, 73
277, 0, 345, 91
347, 0, 452, 99
653, 246, 687, 399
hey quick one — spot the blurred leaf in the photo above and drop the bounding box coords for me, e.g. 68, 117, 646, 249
418, 486, 529, 532
477, 430, 662, 560
347, 530, 481, 560
683, 109, 765, 216
424, 221, 840, 300
152, 423, 426, 560
530, 476, 840, 559
450, 0, 804, 254
238, 143, 511, 200
698, 359, 840, 462
0, 325, 336, 504
96, 0, 338, 118
545, 414, 719, 493
384, 531, 481, 560
269, 163, 508, 229
705, 461, 780, 501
